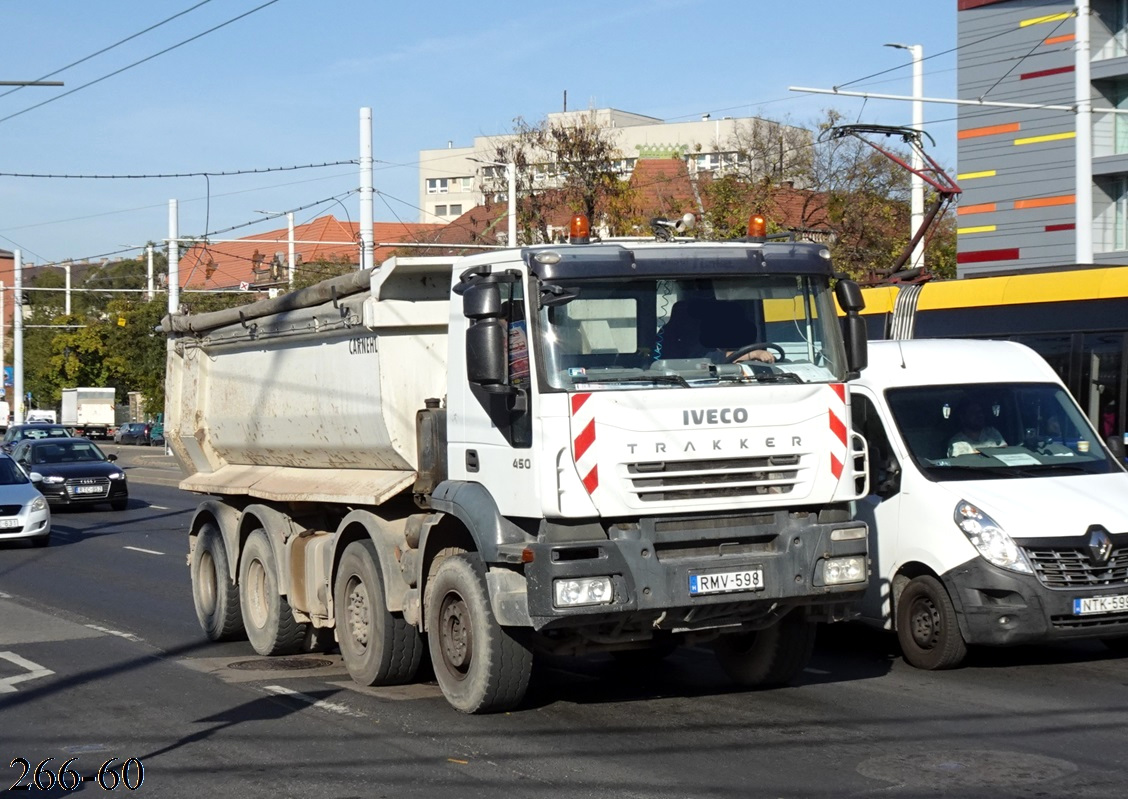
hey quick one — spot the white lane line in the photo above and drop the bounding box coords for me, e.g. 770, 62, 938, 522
149, 505, 171, 510
123, 546, 164, 555
84, 625, 143, 643
0, 591, 11, 599
0, 651, 54, 693
264, 685, 365, 718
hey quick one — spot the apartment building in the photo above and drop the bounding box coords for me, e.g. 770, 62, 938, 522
418, 108, 806, 227
956, 0, 1128, 275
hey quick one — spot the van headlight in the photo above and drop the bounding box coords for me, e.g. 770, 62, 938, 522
954, 500, 1032, 574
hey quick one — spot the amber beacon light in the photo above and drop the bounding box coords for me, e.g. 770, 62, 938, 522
569, 213, 591, 244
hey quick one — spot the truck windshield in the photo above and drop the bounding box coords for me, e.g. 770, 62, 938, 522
886, 382, 1119, 479
536, 274, 846, 390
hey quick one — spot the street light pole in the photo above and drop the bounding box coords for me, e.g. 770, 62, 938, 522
886, 42, 925, 271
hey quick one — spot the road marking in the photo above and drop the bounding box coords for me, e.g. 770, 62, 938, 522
0, 591, 11, 599
264, 685, 365, 718
0, 651, 54, 693
84, 625, 143, 643
149, 505, 171, 510
123, 546, 164, 555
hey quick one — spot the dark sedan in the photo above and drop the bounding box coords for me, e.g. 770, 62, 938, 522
1, 423, 71, 453
10, 437, 128, 510
114, 422, 150, 445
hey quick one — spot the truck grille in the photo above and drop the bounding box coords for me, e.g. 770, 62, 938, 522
1024, 545, 1128, 588
625, 455, 804, 503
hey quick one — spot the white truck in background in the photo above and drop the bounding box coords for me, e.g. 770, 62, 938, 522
165, 218, 871, 713
61, 387, 116, 439
0, 400, 10, 431
851, 339, 1128, 669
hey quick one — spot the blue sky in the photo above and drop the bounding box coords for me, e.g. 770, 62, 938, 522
0, 0, 957, 265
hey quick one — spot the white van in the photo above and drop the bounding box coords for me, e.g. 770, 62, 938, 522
850, 339, 1128, 669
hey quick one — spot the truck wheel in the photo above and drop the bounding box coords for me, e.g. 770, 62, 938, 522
239, 529, 307, 656
425, 552, 532, 714
190, 522, 244, 641
334, 540, 422, 685
896, 574, 968, 670
712, 611, 817, 687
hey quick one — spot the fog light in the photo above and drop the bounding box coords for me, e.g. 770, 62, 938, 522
553, 577, 614, 608
824, 556, 866, 585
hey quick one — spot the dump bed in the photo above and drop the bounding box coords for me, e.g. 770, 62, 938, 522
163, 258, 453, 504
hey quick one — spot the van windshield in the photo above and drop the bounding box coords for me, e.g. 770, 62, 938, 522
885, 382, 1120, 480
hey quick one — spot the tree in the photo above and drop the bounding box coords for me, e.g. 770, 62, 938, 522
483, 112, 634, 242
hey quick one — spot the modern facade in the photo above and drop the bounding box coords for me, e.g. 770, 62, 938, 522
956, 0, 1128, 275
418, 108, 807, 230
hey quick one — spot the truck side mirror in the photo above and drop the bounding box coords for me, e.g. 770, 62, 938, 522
466, 319, 508, 388
836, 279, 867, 376
462, 281, 501, 319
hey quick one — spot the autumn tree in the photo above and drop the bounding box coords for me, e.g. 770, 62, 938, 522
483, 112, 634, 242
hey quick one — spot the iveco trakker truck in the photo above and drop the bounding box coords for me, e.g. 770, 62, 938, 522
165, 217, 871, 713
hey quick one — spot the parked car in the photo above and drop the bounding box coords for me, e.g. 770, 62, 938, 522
0, 452, 51, 547
9, 437, 128, 511
114, 422, 151, 445
1, 424, 72, 454
148, 420, 165, 447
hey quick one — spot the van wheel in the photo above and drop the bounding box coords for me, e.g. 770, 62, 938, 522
334, 540, 422, 685
190, 522, 244, 641
425, 552, 532, 714
239, 529, 306, 656
712, 611, 817, 687
896, 575, 968, 670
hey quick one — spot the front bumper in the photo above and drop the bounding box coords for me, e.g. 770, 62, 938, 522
0, 508, 51, 542
39, 481, 127, 506
943, 558, 1128, 646
520, 510, 868, 633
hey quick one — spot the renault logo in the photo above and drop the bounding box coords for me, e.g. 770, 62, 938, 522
1087, 526, 1114, 567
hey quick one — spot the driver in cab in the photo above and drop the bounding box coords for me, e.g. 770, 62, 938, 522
660, 298, 775, 364
948, 399, 1007, 457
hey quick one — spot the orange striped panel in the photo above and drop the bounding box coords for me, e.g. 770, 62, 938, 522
959, 122, 1021, 140
958, 203, 996, 215
1044, 34, 1074, 44
1014, 194, 1075, 209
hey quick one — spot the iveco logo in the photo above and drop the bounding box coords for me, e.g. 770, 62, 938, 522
1087, 526, 1114, 567
683, 408, 749, 425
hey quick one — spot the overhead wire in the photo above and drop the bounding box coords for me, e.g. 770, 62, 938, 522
0, 0, 285, 126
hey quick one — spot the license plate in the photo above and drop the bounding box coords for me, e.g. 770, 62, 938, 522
1073, 595, 1128, 615
689, 568, 764, 596
0, 518, 20, 529
72, 486, 104, 495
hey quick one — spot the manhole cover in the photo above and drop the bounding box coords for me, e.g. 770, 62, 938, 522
228, 657, 334, 672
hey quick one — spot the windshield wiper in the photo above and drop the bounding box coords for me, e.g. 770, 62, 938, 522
578, 374, 690, 387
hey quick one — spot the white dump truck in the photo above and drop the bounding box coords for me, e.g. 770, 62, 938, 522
164, 218, 871, 713
61, 387, 115, 439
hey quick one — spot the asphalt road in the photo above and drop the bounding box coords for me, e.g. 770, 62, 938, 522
3, 447, 1128, 797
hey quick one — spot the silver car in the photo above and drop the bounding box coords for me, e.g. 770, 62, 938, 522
0, 453, 52, 547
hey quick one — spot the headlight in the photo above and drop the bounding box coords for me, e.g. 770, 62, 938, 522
553, 577, 614, 608
954, 500, 1032, 574
43, 475, 65, 484
109, 472, 125, 480
29, 496, 47, 512
823, 556, 867, 584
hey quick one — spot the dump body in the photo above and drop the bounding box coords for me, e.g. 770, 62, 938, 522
167, 242, 871, 713
60, 387, 115, 439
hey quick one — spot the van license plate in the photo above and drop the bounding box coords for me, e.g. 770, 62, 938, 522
1073, 595, 1128, 615
689, 568, 764, 596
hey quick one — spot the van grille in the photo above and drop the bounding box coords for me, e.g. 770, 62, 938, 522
1024, 545, 1128, 588
625, 455, 804, 503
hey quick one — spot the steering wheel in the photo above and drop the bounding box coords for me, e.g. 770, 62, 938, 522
725, 342, 785, 364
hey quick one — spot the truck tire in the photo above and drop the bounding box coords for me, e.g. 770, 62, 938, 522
334, 540, 422, 685
712, 611, 817, 687
896, 574, 968, 670
190, 522, 244, 641
425, 552, 532, 714
239, 529, 307, 656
